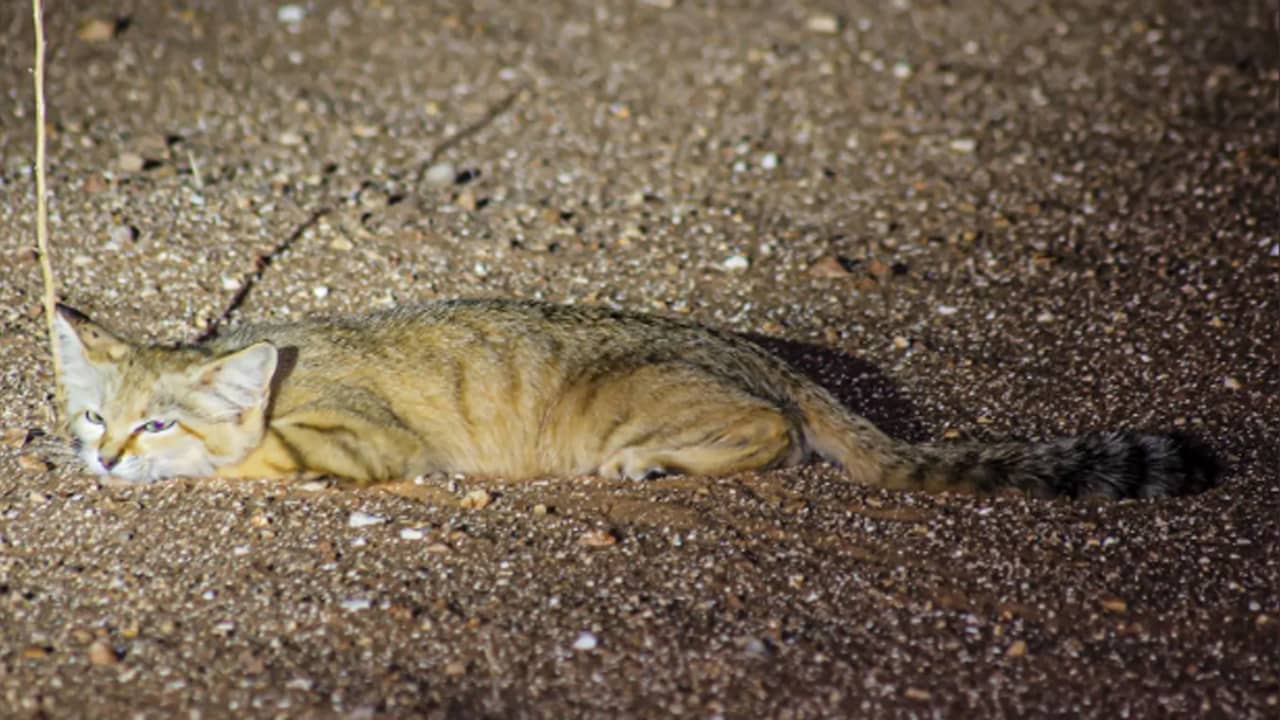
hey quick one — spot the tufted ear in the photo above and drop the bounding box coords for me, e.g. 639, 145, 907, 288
189, 342, 278, 420
52, 305, 131, 409
53, 304, 131, 360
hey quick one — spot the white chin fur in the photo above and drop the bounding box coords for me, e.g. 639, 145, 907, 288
139, 451, 216, 482
103, 458, 156, 484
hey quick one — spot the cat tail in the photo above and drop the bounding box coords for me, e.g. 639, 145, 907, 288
792, 385, 1220, 499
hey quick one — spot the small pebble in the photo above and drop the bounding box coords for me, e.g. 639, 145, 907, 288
936, 304, 959, 315
312, 286, 330, 299
759, 153, 779, 170
88, 641, 119, 666
109, 225, 137, 245
572, 631, 598, 651
278, 131, 304, 146
18, 455, 51, 473
348, 511, 388, 528
460, 489, 493, 510
424, 162, 455, 187
809, 255, 853, 278
722, 254, 750, 271
2, 427, 31, 448
277, 4, 306, 23
358, 186, 389, 209
579, 529, 619, 547
76, 18, 117, 42
21, 645, 49, 660
904, 687, 932, 701
1223, 376, 1242, 390
892, 336, 910, 350
455, 189, 478, 212
806, 14, 839, 34
1005, 640, 1028, 657
399, 527, 426, 540
340, 598, 371, 611
950, 138, 978, 154
117, 152, 145, 173
1100, 597, 1128, 613
892, 60, 913, 79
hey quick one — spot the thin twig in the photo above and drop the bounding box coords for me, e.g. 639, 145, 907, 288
32, 0, 62, 426
414, 88, 523, 183
195, 209, 329, 342
186, 148, 205, 191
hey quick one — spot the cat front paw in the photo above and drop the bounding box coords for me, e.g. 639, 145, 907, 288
598, 450, 667, 481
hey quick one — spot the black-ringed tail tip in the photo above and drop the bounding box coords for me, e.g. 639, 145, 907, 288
876, 431, 1222, 500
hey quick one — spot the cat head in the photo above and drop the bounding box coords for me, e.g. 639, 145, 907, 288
52, 305, 278, 483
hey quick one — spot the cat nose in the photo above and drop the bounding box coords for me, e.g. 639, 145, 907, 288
99, 453, 119, 471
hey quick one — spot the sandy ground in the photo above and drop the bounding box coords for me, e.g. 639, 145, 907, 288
0, 0, 1277, 717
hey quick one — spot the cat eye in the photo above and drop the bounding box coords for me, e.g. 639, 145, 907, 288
139, 419, 176, 434
84, 410, 105, 425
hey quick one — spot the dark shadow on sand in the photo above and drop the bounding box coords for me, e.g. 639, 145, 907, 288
741, 333, 929, 444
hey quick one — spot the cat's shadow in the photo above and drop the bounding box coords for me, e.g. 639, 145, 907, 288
742, 333, 929, 444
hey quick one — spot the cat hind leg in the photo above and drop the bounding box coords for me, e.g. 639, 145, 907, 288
598, 403, 802, 480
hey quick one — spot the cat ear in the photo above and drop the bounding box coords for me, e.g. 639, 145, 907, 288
191, 342, 278, 418
52, 305, 129, 407
53, 304, 131, 362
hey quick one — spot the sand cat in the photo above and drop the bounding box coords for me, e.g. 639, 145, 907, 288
51, 299, 1218, 498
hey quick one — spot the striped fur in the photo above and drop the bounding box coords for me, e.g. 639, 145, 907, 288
52, 300, 1219, 498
